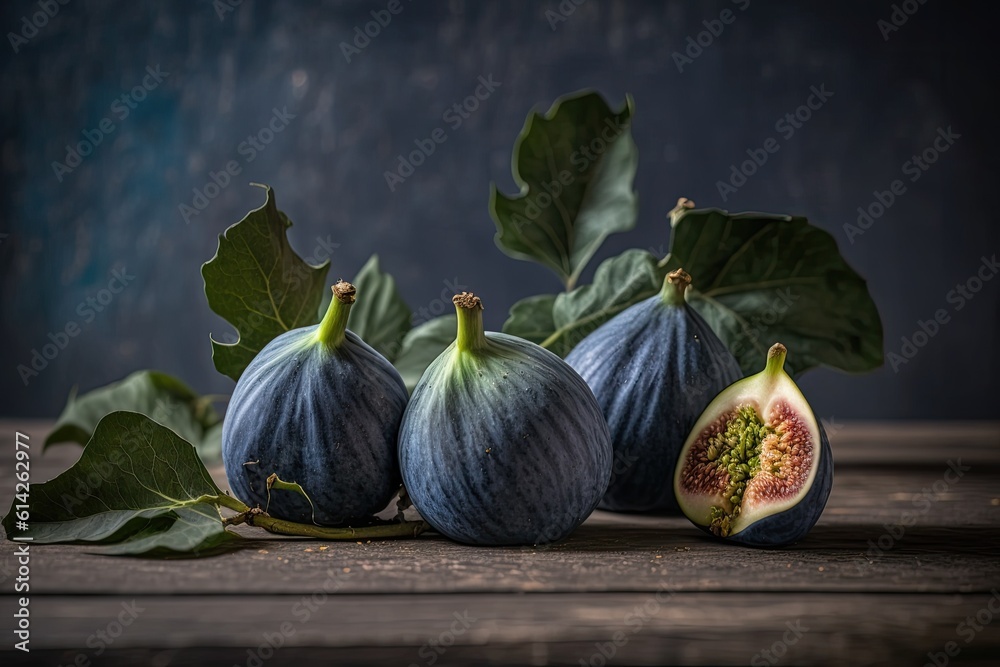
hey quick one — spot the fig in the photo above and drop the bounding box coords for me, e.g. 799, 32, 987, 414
398, 292, 612, 546
222, 281, 408, 526
565, 268, 743, 513
673, 343, 833, 546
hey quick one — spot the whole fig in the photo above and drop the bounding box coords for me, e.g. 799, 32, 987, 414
565, 268, 743, 513
399, 292, 612, 546
222, 281, 408, 526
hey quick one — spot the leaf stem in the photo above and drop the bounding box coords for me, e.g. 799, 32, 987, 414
213, 493, 251, 513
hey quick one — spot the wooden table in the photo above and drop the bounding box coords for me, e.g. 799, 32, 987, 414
1, 421, 998, 666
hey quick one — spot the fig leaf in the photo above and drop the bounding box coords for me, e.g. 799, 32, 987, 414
349, 254, 412, 362
100, 504, 239, 557
393, 315, 457, 393
490, 90, 638, 291
503, 205, 883, 377
3, 412, 238, 556
43, 370, 224, 462
501, 293, 558, 345
202, 184, 330, 382
666, 205, 884, 376
504, 249, 664, 357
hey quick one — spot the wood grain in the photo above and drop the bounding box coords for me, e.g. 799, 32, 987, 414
0, 420, 998, 664
2, 593, 999, 666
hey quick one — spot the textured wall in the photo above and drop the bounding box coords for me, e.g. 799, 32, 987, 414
1, 0, 997, 419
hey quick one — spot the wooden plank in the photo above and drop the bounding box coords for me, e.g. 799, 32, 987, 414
0, 422, 998, 596
827, 421, 1000, 466
1, 466, 997, 596
2, 592, 999, 666
1, 420, 997, 471
0, 420, 998, 664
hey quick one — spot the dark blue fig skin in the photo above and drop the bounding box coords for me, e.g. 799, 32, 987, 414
713, 424, 833, 548
399, 333, 612, 546
565, 294, 743, 514
222, 326, 408, 526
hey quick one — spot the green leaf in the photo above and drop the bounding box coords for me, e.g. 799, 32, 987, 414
202, 184, 330, 381
3, 411, 236, 556
43, 370, 224, 462
665, 204, 884, 376
501, 294, 558, 345
504, 249, 665, 357
100, 504, 238, 557
265, 473, 316, 524
490, 90, 639, 290
392, 315, 457, 393
348, 254, 412, 362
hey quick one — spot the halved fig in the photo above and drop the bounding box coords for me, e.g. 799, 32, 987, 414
673, 343, 832, 546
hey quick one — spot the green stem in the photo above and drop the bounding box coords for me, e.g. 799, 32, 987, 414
660, 268, 692, 306
253, 516, 429, 540
315, 281, 356, 349
212, 493, 429, 539
765, 342, 787, 377
454, 292, 488, 353
214, 493, 251, 513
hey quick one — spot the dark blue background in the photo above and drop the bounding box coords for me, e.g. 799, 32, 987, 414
1, 0, 998, 420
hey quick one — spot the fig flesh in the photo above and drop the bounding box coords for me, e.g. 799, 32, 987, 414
673, 343, 832, 546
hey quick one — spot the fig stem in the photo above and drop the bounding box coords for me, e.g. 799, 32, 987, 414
213, 492, 430, 540
765, 343, 788, 377
316, 281, 357, 349
661, 268, 692, 306
253, 516, 430, 540
453, 292, 488, 352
